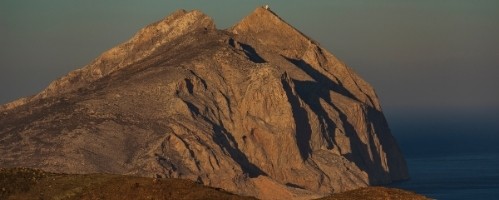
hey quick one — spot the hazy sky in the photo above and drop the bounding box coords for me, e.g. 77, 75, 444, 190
1, 0, 498, 119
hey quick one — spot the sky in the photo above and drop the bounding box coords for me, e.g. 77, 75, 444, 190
1, 1, 498, 148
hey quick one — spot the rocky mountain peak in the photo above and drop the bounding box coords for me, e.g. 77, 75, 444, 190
1, 7, 408, 200
232, 6, 298, 35
230, 7, 312, 58
37, 9, 215, 97
230, 7, 381, 110
0, 9, 215, 112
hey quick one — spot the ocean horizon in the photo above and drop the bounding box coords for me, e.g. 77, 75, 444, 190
392, 152, 499, 199
389, 113, 499, 199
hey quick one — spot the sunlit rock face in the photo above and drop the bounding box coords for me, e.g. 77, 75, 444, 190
0, 7, 408, 199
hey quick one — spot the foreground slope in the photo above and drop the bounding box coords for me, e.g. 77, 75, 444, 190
1, 168, 426, 200
0, 7, 408, 199
0, 168, 255, 200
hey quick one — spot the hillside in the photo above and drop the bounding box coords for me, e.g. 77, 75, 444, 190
1, 168, 427, 200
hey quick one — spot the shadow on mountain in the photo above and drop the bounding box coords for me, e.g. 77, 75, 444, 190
211, 119, 267, 178
283, 56, 358, 102
282, 77, 312, 160
229, 38, 266, 63
284, 57, 383, 183
180, 101, 266, 178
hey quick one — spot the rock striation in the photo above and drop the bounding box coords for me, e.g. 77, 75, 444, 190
0, 7, 408, 199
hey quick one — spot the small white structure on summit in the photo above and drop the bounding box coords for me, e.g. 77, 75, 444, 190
264, 5, 269, 10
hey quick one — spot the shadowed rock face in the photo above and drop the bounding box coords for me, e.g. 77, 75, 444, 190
0, 7, 408, 199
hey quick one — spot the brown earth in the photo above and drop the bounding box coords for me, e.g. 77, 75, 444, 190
319, 187, 429, 200
0, 168, 254, 200
0, 168, 427, 200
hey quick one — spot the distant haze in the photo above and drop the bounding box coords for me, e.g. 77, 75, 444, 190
1, 1, 498, 130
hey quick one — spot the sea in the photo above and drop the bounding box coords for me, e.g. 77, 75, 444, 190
392, 152, 499, 199
388, 113, 499, 200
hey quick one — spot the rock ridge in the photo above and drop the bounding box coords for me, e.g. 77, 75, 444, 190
1, 9, 215, 112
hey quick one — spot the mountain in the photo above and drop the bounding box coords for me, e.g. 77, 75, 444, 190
0, 7, 408, 199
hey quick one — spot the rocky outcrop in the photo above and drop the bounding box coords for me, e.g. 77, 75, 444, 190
0, 7, 408, 199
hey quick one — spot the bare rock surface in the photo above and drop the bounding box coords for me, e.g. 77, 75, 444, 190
0, 7, 408, 199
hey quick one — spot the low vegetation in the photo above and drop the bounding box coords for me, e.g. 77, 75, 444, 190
318, 186, 429, 200
1, 168, 427, 200
0, 168, 253, 200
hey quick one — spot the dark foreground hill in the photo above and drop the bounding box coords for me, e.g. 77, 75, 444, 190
0, 168, 427, 200
1, 6, 408, 199
0, 168, 254, 200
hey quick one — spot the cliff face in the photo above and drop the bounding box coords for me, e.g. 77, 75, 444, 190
0, 7, 408, 199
